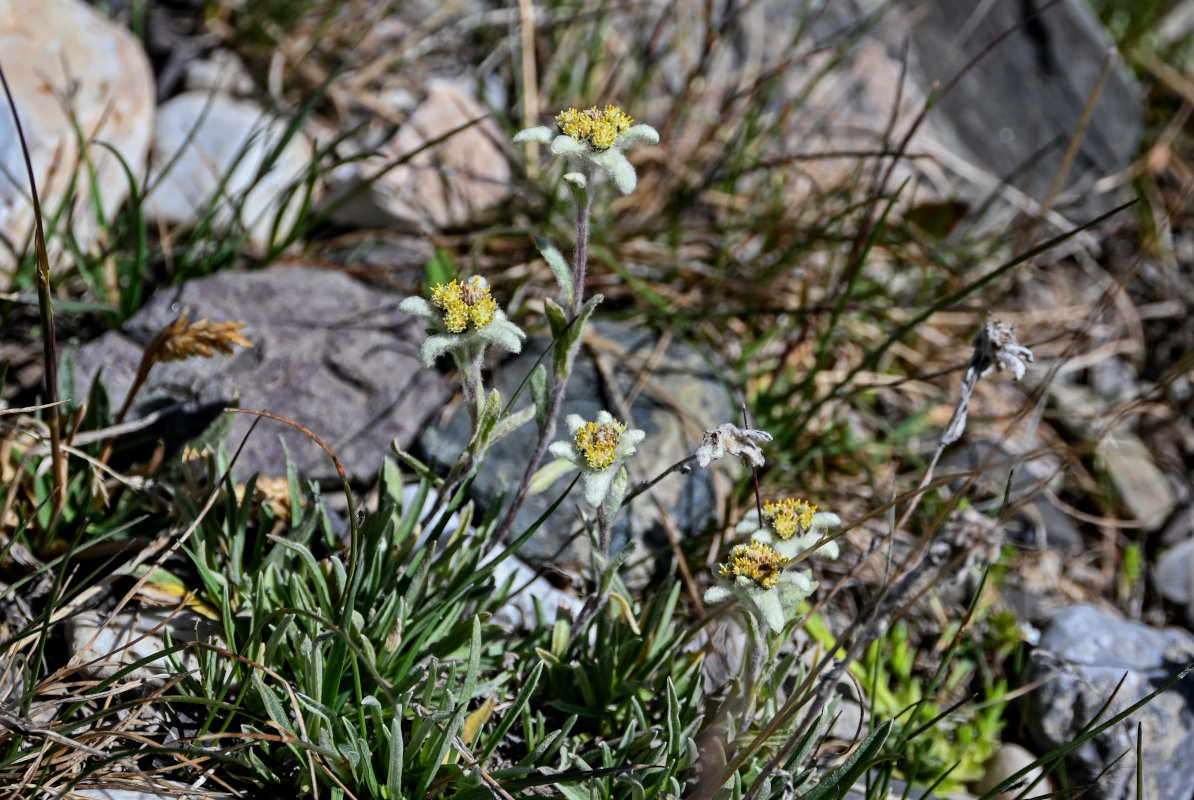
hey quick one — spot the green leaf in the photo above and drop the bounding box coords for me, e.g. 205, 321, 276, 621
536, 236, 573, 304
544, 297, 567, 340
529, 458, 576, 496
530, 365, 548, 426
469, 389, 503, 457
801, 719, 893, 800
387, 713, 404, 796
479, 662, 543, 761
423, 248, 456, 295
553, 294, 602, 380
462, 616, 482, 702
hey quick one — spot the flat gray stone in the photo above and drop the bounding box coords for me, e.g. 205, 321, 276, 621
1026, 604, 1194, 800
65, 266, 452, 483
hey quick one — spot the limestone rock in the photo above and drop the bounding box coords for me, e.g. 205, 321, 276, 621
327, 78, 512, 232
1026, 604, 1194, 800
0, 0, 154, 277
66, 607, 216, 688
64, 266, 453, 483
144, 91, 317, 252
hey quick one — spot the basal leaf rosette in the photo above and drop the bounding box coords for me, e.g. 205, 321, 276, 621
398, 276, 525, 367
547, 411, 644, 510
513, 104, 659, 194
703, 540, 818, 633
736, 498, 842, 560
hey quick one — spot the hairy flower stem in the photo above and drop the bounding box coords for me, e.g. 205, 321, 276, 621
491, 190, 594, 549
570, 194, 591, 317
597, 504, 611, 564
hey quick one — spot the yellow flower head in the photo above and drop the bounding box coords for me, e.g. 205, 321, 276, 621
574, 418, 627, 470
430, 277, 498, 333
762, 498, 817, 540
555, 105, 635, 151
718, 540, 790, 589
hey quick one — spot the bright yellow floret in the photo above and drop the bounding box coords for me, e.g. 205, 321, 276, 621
718, 540, 789, 589
431, 277, 497, 333
762, 498, 817, 540
574, 418, 627, 470
555, 105, 635, 151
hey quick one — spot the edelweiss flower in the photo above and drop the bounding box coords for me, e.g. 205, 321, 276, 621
695, 423, 773, 469
736, 498, 841, 560
398, 276, 525, 367
704, 539, 818, 633
548, 411, 645, 509
513, 104, 660, 194
718, 540, 789, 589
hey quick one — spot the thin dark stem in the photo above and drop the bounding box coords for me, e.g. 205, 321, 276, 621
0, 63, 64, 531
597, 504, 610, 564
622, 454, 697, 507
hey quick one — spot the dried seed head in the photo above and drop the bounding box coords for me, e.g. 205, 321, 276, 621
159, 318, 253, 362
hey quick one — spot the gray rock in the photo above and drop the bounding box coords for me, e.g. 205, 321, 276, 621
65, 607, 218, 689
940, 441, 1083, 550
145, 92, 317, 252
65, 266, 452, 483
418, 322, 736, 566
0, 0, 154, 278
639, 0, 1137, 221
1025, 604, 1194, 800
899, 0, 1140, 216
1155, 538, 1194, 609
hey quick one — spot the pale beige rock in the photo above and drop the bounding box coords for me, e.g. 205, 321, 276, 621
66, 608, 218, 689
144, 91, 317, 252
0, 0, 154, 277
331, 78, 511, 232
973, 743, 1050, 799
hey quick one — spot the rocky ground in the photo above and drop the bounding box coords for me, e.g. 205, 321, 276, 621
2, 0, 1194, 798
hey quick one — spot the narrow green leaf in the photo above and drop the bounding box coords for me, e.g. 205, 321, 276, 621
463, 616, 482, 702
479, 662, 543, 761
536, 236, 573, 303
801, 719, 893, 800
530, 364, 548, 426
413, 705, 466, 798
387, 712, 404, 796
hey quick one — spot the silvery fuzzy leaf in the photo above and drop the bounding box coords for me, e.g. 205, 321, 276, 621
618, 124, 659, 146
704, 585, 733, 605
601, 466, 628, 518
398, 296, 439, 321
588, 148, 636, 194
564, 413, 586, 436
513, 126, 554, 145
551, 135, 587, 157
420, 335, 456, 367
810, 511, 841, 531
614, 428, 645, 459
583, 464, 619, 508
481, 319, 525, 354
548, 441, 579, 463
751, 589, 785, 633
